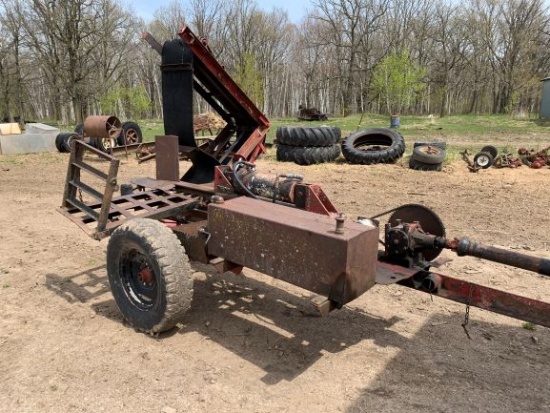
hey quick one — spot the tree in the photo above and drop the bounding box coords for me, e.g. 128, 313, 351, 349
232, 53, 264, 107
372, 48, 426, 114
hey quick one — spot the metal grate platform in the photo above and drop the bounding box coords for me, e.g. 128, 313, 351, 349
58, 140, 200, 240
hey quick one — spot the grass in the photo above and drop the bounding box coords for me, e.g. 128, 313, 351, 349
55, 113, 548, 164
136, 113, 549, 142
522, 322, 536, 331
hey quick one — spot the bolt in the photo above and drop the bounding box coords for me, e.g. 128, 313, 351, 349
335, 213, 346, 235
210, 195, 225, 204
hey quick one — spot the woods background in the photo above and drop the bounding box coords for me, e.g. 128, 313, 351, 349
1, 0, 549, 124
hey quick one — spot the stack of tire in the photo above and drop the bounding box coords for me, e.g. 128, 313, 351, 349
55, 121, 143, 153
341, 128, 405, 164
276, 126, 341, 165
409, 142, 447, 171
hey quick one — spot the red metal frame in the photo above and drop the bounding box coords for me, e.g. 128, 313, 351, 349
178, 26, 270, 163
376, 261, 550, 328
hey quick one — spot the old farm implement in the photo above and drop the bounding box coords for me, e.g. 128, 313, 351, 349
58, 26, 550, 335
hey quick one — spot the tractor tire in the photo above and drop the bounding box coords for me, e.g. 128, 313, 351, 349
341, 128, 405, 164
481, 145, 498, 159
107, 218, 193, 334
117, 121, 143, 146
409, 157, 443, 171
55, 133, 69, 152
413, 141, 447, 150
276, 144, 340, 165
276, 126, 340, 147
61, 133, 80, 153
276, 144, 290, 162
412, 145, 446, 164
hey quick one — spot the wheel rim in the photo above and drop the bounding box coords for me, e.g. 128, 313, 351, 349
119, 247, 158, 310
103, 137, 115, 149
418, 146, 441, 156
124, 129, 139, 144
476, 154, 491, 167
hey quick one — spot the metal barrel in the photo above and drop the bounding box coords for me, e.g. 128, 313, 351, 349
83, 116, 121, 139
455, 238, 550, 276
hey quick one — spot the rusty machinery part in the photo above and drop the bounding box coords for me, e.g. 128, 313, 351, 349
473, 151, 494, 169
448, 238, 550, 276
231, 160, 304, 202
459, 149, 480, 173
142, 28, 270, 184
117, 121, 143, 146
56, 29, 550, 333
207, 197, 379, 309
383, 204, 550, 277
342, 128, 405, 165
493, 154, 522, 168
518, 145, 550, 168
83, 116, 122, 139
136, 143, 156, 163
531, 159, 547, 169
298, 104, 328, 121
386, 204, 446, 263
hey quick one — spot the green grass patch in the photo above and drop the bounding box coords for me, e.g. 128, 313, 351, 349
522, 322, 536, 331
110, 114, 550, 151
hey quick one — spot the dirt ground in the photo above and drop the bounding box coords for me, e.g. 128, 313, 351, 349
1, 138, 550, 413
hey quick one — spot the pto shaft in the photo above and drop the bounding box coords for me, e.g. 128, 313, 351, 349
453, 238, 550, 276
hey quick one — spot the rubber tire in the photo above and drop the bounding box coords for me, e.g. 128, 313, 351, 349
413, 141, 447, 150
412, 145, 446, 164
341, 128, 405, 164
107, 219, 193, 334
61, 133, 80, 152
276, 144, 340, 165
55, 133, 69, 152
409, 157, 443, 171
74, 123, 84, 136
276, 126, 340, 147
481, 145, 498, 159
117, 121, 143, 146
474, 151, 494, 169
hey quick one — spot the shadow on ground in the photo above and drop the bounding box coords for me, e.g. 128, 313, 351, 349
345, 312, 550, 413
45, 266, 407, 385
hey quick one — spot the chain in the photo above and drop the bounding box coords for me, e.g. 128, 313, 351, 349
461, 284, 474, 340
78, 188, 83, 203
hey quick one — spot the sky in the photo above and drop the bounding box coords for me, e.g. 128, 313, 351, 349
126, 0, 309, 24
